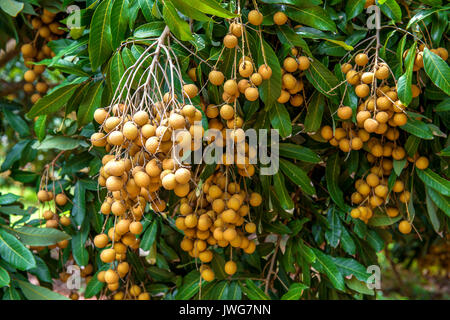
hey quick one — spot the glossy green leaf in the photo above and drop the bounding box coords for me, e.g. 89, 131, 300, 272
423, 47, 450, 95
77, 81, 104, 126
27, 84, 81, 118
15, 280, 70, 300
284, 6, 336, 32
416, 168, 450, 197
89, 0, 113, 70
7, 227, 71, 246
280, 158, 315, 195
269, 102, 292, 138
0, 229, 35, 271
110, 0, 129, 48
326, 153, 346, 210
281, 282, 308, 300
241, 279, 270, 300
279, 143, 321, 163
163, 0, 194, 41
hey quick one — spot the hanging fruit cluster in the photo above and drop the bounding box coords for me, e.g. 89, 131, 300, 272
319, 44, 434, 234
21, 8, 65, 103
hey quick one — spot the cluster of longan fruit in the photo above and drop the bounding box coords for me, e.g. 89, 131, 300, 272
175, 171, 261, 282
21, 8, 63, 103
278, 47, 310, 106
31, 189, 71, 249
320, 51, 431, 234
405, 44, 448, 72
58, 262, 94, 300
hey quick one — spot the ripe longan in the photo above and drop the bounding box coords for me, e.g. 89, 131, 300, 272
355, 53, 369, 66
223, 34, 238, 48
239, 61, 253, 78
321, 126, 333, 140
398, 220, 412, 234
201, 268, 215, 282
250, 73, 263, 86
209, 70, 224, 86
55, 193, 67, 206
220, 104, 234, 120
229, 23, 243, 37
355, 84, 370, 98
415, 156, 429, 170
283, 57, 298, 73
273, 11, 288, 25
183, 84, 198, 98
24, 70, 36, 82
224, 261, 237, 275
244, 87, 259, 101
337, 106, 352, 120
341, 63, 352, 74
375, 64, 389, 80
248, 10, 263, 26
298, 56, 310, 71
100, 248, 116, 263
364, 118, 379, 133
258, 64, 272, 80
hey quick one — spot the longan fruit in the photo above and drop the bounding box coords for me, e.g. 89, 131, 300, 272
187, 68, 197, 82
249, 192, 262, 206
133, 110, 149, 126
244, 87, 259, 101
366, 173, 380, 187
104, 269, 119, 284
248, 10, 263, 26
277, 90, 290, 103
55, 193, 67, 206
398, 220, 412, 234
375, 64, 389, 80
350, 208, 361, 219
415, 156, 429, 170
24, 70, 36, 82
129, 221, 143, 235
375, 111, 389, 124
437, 47, 448, 61
411, 84, 421, 98
209, 70, 225, 86
364, 118, 379, 133
350, 137, 363, 150
290, 94, 303, 107
258, 64, 272, 80
374, 185, 388, 198
100, 248, 116, 263
201, 268, 215, 282
250, 73, 263, 86
337, 106, 352, 120
94, 108, 108, 124
399, 191, 410, 203
321, 126, 333, 140
392, 147, 405, 160
386, 207, 399, 218
339, 139, 350, 152
355, 53, 369, 66
283, 57, 298, 73
239, 61, 253, 77
298, 56, 310, 71
245, 222, 256, 233
229, 22, 243, 37
238, 79, 251, 93
91, 132, 107, 147
341, 63, 352, 74
355, 84, 370, 98
224, 261, 237, 275
39, 26, 51, 38
393, 113, 407, 126
273, 11, 288, 25
361, 72, 374, 84
220, 104, 234, 120
223, 34, 238, 48
346, 70, 360, 85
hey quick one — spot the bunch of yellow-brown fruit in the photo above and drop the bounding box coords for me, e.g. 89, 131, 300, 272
278, 48, 310, 106
175, 170, 262, 282
21, 8, 64, 103
319, 51, 431, 234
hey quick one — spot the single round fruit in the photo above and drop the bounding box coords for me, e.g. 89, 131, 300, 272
337, 106, 352, 120
244, 87, 259, 101
355, 53, 369, 66
248, 10, 263, 26
55, 193, 67, 206
24, 70, 36, 82
223, 34, 238, 48
209, 70, 224, 86
355, 84, 370, 98
398, 220, 412, 234
183, 84, 198, 98
273, 11, 288, 25
415, 156, 429, 170
201, 268, 215, 281
258, 64, 272, 80
224, 261, 237, 275
239, 61, 253, 77
94, 234, 109, 248
298, 56, 310, 71
364, 118, 379, 133
283, 57, 298, 73
100, 248, 116, 263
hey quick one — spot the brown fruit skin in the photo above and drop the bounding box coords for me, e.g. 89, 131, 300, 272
298, 56, 310, 71
415, 156, 429, 170
239, 61, 253, 77
399, 220, 412, 234
223, 34, 238, 48
337, 106, 352, 120
355, 53, 369, 66
273, 12, 288, 25
258, 64, 272, 80
244, 87, 259, 101
248, 10, 263, 26
209, 70, 224, 86
24, 70, 36, 82
224, 260, 237, 275
55, 193, 67, 206
183, 84, 198, 98
321, 126, 333, 140
229, 23, 243, 37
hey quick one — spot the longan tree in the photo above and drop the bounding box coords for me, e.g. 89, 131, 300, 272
0, 0, 449, 300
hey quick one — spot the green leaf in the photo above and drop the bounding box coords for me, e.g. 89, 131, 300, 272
269, 102, 292, 138
110, 51, 125, 93
325, 208, 342, 248
34, 115, 47, 141
27, 84, 81, 118
227, 281, 242, 300
404, 135, 420, 157
331, 257, 369, 282
281, 282, 308, 300
379, 0, 402, 22
406, 7, 449, 29
416, 168, 450, 197
273, 172, 294, 211
297, 239, 316, 263
326, 153, 346, 210
0, 229, 35, 271
133, 21, 166, 38
15, 280, 69, 300
0, 140, 30, 172
193, 0, 237, 18
397, 42, 417, 106
279, 143, 320, 163
175, 270, 201, 299
340, 227, 356, 255
423, 47, 450, 95
311, 249, 345, 291
140, 219, 158, 251
0, 0, 24, 17
400, 119, 434, 140
0, 193, 19, 205
72, 181, 86, 227
241, 279, 270, 300
305, 58, 339, 99
2, 109, 29, 137
366, 229, 385, 252
345, 0, 365, 21
276, 25, 312, 57
345, 277, 374, 295
28, 256, 52, 283
170, 0, 210, 21
110, 0, 129, 48
163, 0, 194, 41
0, 265, 10, 287
279, 158, 315, 195
8, 227, 71, 246
304, 91, 324, 133
210, 253, 227, 280
77, 81, 104, 126
425, 189, 441, 233
138, 0, 152, 21
2, 287, 21, 300
89, 0, 113, 70
33, 136, 88, 151
284, 6, 336, 32
427, 188, 450, 217
368, 212, 402, 227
